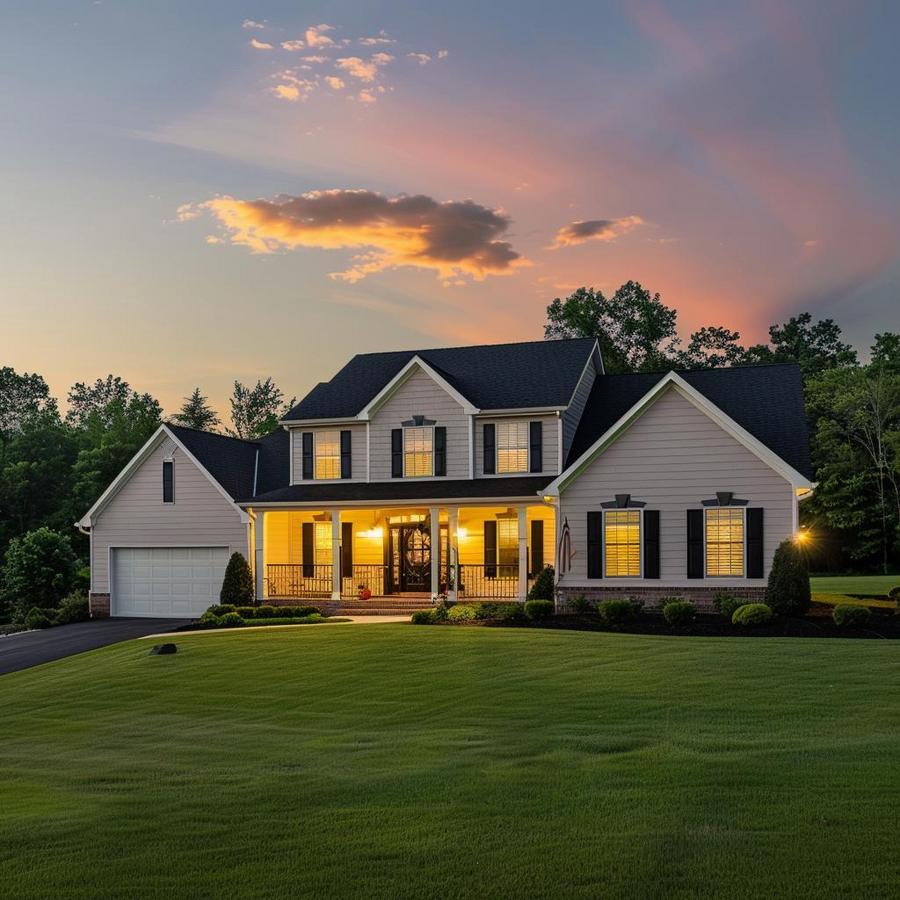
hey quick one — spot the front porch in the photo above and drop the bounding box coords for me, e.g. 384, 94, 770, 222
251, 503, 555, 604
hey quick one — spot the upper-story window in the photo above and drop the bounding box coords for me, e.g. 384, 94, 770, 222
604, 510, 640, 577
705, 508, 745, 576
315, 430, 341, 480
496, 421, 528, 473
162, 459, 174, 503
404, 426, 433, 477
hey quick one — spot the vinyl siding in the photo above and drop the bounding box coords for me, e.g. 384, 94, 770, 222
558, 387, 794, 587
368, 366, 469, 480
91, 439, 248, 593
474, 415, 560, 477
562, 356, 597, 463
290, 424, 367, 483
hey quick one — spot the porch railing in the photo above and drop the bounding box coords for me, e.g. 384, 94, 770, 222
266, 564, 388, 599
458, 564, 527, 600
345, 564, 388, 598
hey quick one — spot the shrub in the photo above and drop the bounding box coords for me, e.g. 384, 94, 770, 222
525, 599, 554, 620
568, 594, 595, 614
474, 602, 504, 620
732, 603, 774, 626
889, 586, 900, 600
713, 592, 744, 620
236, 606, 257, 619
219, 552, 254, 604
596, 598, 642, 625
24, 607, 53, 630
198, 610, 221, 627
2, 527, 78, 620
255, 605, 277, 618
662, 599, 696, 626
833, 604, 871, 627
432, 600, 450, 622
448, 604, 476, 622
280, 606, 322, 618
56, 590, 89, 625
767, 540, 810, 616
218, 612, 245, 627
527, 566, 555, 601
208, 604, 236, 616
411, 609, 435, 625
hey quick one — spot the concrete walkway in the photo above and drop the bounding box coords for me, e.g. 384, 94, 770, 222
138, 615, 411, 640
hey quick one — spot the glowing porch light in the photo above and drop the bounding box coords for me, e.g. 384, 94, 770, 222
794, 528, 810, 545
456, 527, 468, 539
358, 526, 384, 539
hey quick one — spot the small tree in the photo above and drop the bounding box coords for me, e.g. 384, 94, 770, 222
766, 539, 811, 616
220, 552, 254, 604
171, 388, 220, 431
527, 566, 555, 601
2, 527, 78, 621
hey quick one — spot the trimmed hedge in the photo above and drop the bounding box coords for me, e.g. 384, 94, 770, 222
833, 604, 871, 627
524, 599, 554, 620
732, 603, 774, 626
662, 600, 696, 626
448, 604, 476, 622
596, 598, 642, 625
411, 610, 435, 625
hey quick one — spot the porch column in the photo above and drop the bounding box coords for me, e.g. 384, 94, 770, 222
429, 506, 440, 602
255, 511, 266, 602
517, 506, 528, 602
331, 510, 342, 601
448, 506, 459, 603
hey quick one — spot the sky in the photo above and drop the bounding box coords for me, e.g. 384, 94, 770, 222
2, 0, 898, 417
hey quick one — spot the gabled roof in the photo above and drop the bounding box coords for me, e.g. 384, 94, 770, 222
284, 337, 599, 420
557, 363, 814, 491
166, 425, 259, 500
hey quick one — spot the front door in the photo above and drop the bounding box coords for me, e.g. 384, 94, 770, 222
390, 525, 431, 592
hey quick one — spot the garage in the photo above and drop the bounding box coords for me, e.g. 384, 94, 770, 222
111, 547, 230, 618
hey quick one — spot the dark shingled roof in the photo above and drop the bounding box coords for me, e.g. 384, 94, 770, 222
166, 424, 258, 500
284, 338, 599, 420
242, 477, 554, 505
566, 363, 813, 479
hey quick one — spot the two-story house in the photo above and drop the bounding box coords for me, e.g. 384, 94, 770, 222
78, 338, 814, 618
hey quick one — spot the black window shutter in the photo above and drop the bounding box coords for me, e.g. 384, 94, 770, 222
529, 421, 543, 473
301, 432, 313, 480
483, 423, 496, 475
484, 520, 497, 577
643, 510, 660, 579
162, 460, 174, 503
587, 511, 603, 579
341, 521, 353, 578
302, 522, 314, 577
434, 426, 447, 476
340, 430, 352, 479
391, 428, 403, 477
530, 520, 544, 576
687, 509, 704, 578
746, 508, 764, 578
383, 530, 392, 595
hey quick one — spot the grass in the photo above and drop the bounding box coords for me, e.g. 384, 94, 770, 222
1, 626, 897, 899
810, 574, 898, 597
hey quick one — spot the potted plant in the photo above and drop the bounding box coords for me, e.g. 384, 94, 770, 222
357, 584, 372, 601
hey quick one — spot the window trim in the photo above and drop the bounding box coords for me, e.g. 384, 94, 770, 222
403, 425, 435, 478
602, 508, 643, 579
494, 419, 530, 475
162, 458, 175, 504
703, 506, 747, 578
313, 429, 342, 481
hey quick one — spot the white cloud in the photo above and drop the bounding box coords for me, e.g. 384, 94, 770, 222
242, 19, 265, 30
281, 40, 305, 51
360, 31, 395, 45
371, 51, 394, 65
302, 55, 327, 63
305, 23, 335, 47
249, 38, 273, 50
407, 52, 431, 65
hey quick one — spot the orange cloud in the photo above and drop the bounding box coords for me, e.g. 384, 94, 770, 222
249, 38, 273, 50
549, 215, 645, 248
305, 24, 335, 48
190, 189, 527, 283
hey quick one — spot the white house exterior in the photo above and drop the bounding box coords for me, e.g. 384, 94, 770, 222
78, 339, 814, 618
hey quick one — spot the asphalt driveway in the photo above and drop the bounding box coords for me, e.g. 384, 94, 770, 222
0, 618, 187, 676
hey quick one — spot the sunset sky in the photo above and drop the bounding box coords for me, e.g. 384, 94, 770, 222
3, 1, 899, 415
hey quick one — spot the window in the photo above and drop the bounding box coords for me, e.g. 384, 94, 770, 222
404, 426, 433, 477
604, 510, 641, 577
496, 421, 528, 473
705, 508, 745, 576
162, 459, 174, 503
496, 519, 518, 569
314, 523, 332, 565
314, 431, 341, 480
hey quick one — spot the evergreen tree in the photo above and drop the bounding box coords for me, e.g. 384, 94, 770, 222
220, 552, 254, 604
766, 539, 811, 616
171, 388, 220, 431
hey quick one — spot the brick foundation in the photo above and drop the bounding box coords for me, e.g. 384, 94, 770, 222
556, 585, 766, 612
89, 592, 110, 618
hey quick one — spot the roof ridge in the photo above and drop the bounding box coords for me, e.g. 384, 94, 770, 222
166, 422, 261, 447
349, 336, 596, 360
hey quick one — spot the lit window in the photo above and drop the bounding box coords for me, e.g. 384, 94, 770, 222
314, 523, 332, 565
705, 508, 744, 576
497, 421, 528, 473
604, 510, 641, 577
496, 519, 518, 569
404, 426, 433, 477
315, 431, 340, 479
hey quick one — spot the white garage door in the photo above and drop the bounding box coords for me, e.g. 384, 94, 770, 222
112, 547, 230, 618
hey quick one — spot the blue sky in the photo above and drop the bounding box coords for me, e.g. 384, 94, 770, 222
2, 1, 898, 414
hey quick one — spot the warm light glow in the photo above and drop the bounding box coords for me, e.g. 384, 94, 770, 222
705, 508, 744, 576
794, 529, 810, 545
604, 510, 641, 577
456, 527, 468, 539
358, 526, 383, 539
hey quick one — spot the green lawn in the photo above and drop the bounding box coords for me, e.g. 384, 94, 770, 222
1, 626, 897, 899
810, 574, 898, 597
